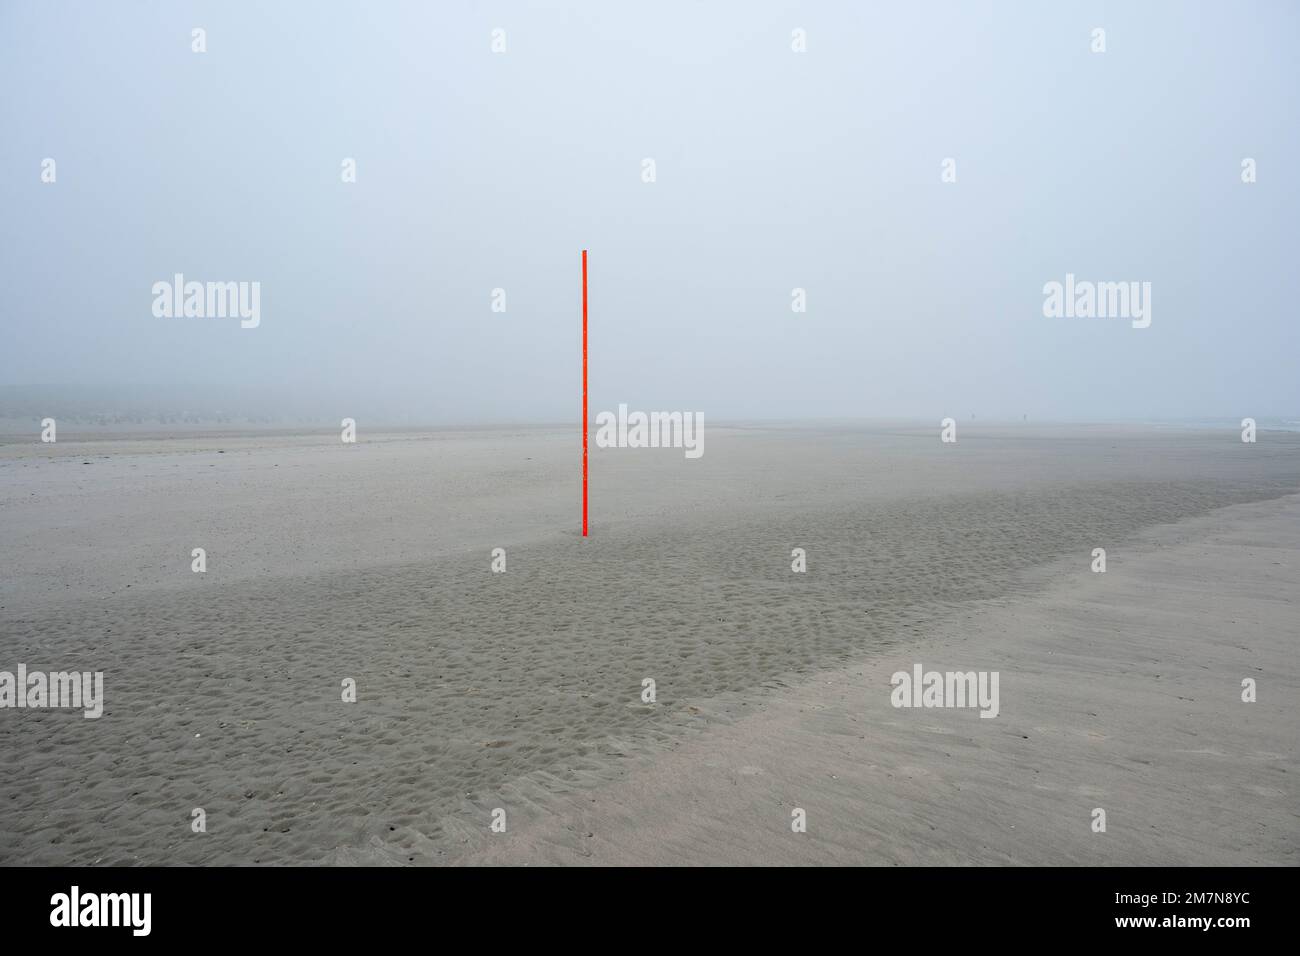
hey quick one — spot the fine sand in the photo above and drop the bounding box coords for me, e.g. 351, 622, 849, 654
457, 494, 1300, 866
0, 424, 1296, 865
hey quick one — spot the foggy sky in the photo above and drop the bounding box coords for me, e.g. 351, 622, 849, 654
2, 1, 1297, 423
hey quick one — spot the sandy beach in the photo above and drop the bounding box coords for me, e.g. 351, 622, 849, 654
458, 493, 1300, 866
1, 424, 1296, 865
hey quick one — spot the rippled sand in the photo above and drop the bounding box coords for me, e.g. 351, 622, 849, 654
1, 424, 1296, 864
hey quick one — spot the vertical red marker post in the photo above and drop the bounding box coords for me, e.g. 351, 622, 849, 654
582, 249, 588, 537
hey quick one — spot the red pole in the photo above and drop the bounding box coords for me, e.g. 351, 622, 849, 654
582, 249, 588, 537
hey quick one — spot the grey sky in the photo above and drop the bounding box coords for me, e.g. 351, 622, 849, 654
2, 1, 1297, 423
